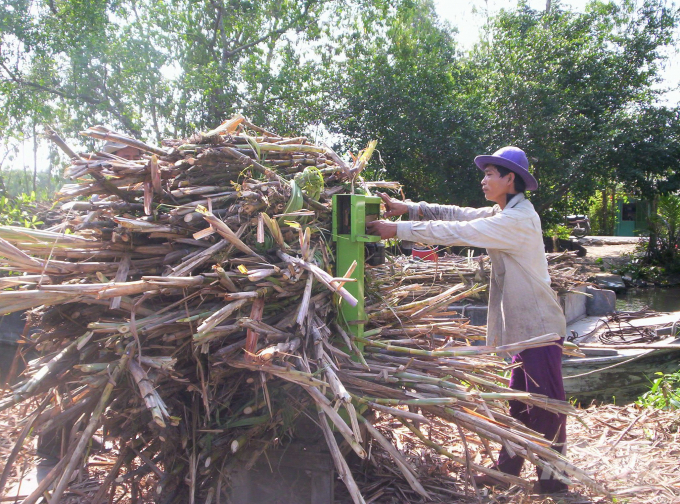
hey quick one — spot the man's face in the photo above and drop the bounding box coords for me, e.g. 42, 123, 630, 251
481, 165, 514, 204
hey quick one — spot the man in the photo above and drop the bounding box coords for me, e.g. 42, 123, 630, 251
366, 146, 568, 493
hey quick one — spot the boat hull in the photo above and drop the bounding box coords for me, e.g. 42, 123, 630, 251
563, 344, 680, 404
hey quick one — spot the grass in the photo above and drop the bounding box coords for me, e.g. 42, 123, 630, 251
636, 369, 680, 410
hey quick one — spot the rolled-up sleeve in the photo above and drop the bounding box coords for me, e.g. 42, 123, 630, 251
396, 212, 528, 252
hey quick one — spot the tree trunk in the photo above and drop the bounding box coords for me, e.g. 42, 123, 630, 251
646, 195, 658, 262
610, 186, 616, 235
601, 187, 607, 235
47, 144, 55, 196
543, 0, 552, 28
33, 120, 38, 194
0, 148, 9, 197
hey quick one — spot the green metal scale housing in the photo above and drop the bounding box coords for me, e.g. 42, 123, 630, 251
332, 194, 383, 349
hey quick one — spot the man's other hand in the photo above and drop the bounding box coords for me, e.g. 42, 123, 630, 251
366, 220, 397, 239
377, 192, 408, 218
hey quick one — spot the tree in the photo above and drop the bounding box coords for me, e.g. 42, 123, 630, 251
0, 0, 394, 145
608, 106, 680, 198
644, 193, 680, 272
3, 0, 680, 220
467, 0, 679, 222
0, 0, 155, 137
324, 0, 487, 205
147, 0, 341, 136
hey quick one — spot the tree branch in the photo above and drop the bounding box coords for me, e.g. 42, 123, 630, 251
222, 0, 319, 59
46, 0, 58, 15
102, 87, 143, 138
0, 60, 103, 105
1, 59, 143, 138
208, 0, 223, 56
535, 172, 582, 213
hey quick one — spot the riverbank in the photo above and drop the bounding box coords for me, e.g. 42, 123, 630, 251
578, 236, 680, 291
578, 238, 640, 273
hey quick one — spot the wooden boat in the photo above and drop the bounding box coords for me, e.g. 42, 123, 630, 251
563, 311, 680, 404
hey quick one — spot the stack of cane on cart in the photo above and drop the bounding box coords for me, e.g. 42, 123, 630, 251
0, 115, 606, 503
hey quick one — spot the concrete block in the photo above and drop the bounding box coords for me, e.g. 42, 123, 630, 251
586, 286, 616, 316
561, 285, 587, 324
448, 304, 488, 326
593, 273, 626, 292
229, 445, 334, 504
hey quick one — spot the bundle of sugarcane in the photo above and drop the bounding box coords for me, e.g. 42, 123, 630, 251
547, 251, 593, 294
367, 254, 489, 304
366, 252, 590, 319
0, 116, 606, 503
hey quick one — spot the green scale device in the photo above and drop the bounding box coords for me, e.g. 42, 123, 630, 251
332, 194, 385, 350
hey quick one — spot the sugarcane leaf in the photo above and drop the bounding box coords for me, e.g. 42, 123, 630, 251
245, 136, 261, 159
225, 413, 270, 429
279, 179, 304, 225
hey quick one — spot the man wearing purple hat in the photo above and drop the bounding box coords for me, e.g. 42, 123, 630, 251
367, 146, 568, 494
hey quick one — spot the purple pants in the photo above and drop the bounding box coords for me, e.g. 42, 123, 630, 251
497, 340, 567, 493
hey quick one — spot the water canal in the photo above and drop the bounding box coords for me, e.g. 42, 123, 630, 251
616, 286, 680, 313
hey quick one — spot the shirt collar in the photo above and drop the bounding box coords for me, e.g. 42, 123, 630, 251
491, 193, 526, 214
503, 193, 525, 211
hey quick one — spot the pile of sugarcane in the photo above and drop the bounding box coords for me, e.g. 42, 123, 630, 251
546, 251, 593, 295
0, 115, 606, 503
368, 251, 590, 305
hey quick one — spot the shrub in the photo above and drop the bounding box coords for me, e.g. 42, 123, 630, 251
645, 194, 680, 272
636, 369, 680, 410
543, 223, 571, 240
587, 189, 618, 236
0, 192, 44, 228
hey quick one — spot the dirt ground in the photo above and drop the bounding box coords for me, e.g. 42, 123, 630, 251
6, 401, 678, 504
577, 242, 641, 277
582, 243, 639, 262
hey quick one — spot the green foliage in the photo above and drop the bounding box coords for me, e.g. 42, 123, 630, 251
646, 194, 680, 269
543, 223, 571, 240
608, 107, 680, 198
636, 369, 680, 410
324, 0, 486, 205
0, 0, 361, 148
0, 168, 63, 199
0, 191, 43, 227
614, 256, 666, 282
587, 190, 618, 236
468, 0, 680, 217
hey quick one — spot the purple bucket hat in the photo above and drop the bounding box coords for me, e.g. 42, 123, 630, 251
474, 146, 538, 191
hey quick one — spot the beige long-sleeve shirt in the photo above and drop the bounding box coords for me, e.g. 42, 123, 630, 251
396, 194, 566, 348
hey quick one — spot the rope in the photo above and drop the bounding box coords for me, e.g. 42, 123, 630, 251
567, 309, 669, 345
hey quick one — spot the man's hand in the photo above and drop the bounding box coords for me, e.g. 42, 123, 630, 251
366, 220, 397, 239
377, 192, 408, 218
